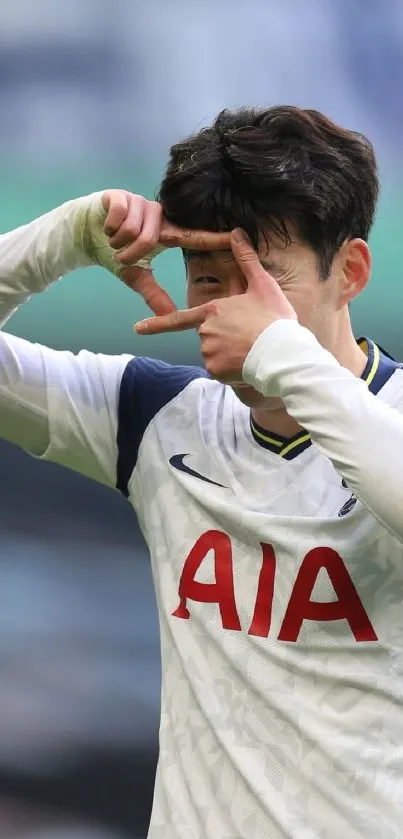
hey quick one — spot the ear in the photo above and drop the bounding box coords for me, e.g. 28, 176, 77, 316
336, 239, 371, 307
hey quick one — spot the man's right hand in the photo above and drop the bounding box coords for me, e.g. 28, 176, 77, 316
83, 190, 231, 317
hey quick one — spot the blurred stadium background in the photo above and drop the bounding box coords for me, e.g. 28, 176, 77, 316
0, 1, 402, 836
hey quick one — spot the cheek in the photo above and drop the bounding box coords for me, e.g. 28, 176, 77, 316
283, 289, 315, 323
187, 285, 228, 308
186, 281, 212, 308
186, 280, 192, 305
186, 286, 201, 310
286, 284, 333, 328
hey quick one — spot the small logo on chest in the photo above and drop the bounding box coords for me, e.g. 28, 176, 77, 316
169, 454, 227, 488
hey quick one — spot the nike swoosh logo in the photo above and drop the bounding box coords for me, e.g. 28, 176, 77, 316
169, 454, 227, 488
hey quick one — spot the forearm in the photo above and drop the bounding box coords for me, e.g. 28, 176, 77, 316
0, 190, 130, 478
0, 193, 104, 328
243, 319, 403, 542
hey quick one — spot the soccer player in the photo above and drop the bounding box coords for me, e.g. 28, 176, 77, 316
1, 106, 403, 839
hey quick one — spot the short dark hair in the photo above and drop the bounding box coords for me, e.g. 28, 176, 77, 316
157, 105, 379, 278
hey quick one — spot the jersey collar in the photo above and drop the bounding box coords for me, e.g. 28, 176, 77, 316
250, 337, 401, 460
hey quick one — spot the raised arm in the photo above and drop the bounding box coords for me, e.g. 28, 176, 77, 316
139, 228, 403, 542
0, 192, 132, 485
0, 190, 231, 487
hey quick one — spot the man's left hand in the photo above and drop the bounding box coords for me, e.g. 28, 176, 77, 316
135, 228, 297, 383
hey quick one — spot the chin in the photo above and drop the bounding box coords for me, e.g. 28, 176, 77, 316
231, 384, 266, 407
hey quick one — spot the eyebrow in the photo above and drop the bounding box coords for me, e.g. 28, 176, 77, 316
184, 250, 284, 275
183, 249, 218, 262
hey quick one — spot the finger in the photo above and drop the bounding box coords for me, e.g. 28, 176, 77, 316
102, 190, 130, 236
230, 228, 267, 290
135, 304, 210, 335
160, 221, 231, 252
108, 195, 146, 250
230, 228, 280, 298
231, 228, 297, 318
115, 201, 164, 265
120, 267, 177, 315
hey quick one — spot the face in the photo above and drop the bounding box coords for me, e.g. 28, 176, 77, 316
185, 228, 370, 407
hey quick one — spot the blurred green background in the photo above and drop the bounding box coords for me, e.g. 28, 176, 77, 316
3, 165, 403, 362
1, 1, 403, 836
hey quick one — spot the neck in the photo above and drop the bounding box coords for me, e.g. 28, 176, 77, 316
251, 318, 368, 438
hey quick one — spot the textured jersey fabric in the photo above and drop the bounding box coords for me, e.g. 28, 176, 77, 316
113, 334, 403, 839
2, 198, 403, 837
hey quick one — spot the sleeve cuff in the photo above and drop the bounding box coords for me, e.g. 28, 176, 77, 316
242, 318, 333, 397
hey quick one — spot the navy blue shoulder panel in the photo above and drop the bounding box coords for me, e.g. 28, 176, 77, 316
116, 357, 208, 497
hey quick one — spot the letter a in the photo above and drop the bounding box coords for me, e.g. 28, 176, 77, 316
172, 530, 241, 630
278, 547, 378, 642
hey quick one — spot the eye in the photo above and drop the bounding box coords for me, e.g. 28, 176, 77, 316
193, 276, 221, 285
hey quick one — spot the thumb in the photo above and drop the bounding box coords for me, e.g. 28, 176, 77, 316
230, 228, 271, 296
120, 266, 177, 315
231, 228, 298, 322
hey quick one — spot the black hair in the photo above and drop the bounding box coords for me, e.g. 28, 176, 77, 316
157, 105, 379, 278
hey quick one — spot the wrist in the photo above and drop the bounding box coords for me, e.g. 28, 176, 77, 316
242, 320, 319, 396
33, 193, 106, 286
73, 192, 119, 275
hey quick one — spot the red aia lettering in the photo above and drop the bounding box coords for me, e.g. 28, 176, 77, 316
173, 534, 377, 643
278, 546, 378, 642
248, 543, 276, 637
172, 530, 241, 630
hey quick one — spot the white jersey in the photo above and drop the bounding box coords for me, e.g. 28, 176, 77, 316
1, 197, 403, 839
115, 341, 403, 839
